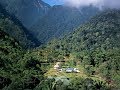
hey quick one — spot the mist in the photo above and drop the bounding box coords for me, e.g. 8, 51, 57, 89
61, 0, 120, 9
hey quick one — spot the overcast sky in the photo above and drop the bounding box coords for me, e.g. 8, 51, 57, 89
43, 0, 120, 9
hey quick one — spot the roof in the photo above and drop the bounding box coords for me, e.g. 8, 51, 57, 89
54, 64, 60, 68
66, 68, 74, 70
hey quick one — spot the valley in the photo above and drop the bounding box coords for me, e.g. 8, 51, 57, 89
0, 0, 120, 90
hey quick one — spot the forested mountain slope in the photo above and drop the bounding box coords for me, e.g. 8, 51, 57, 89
0, 0, 100, 44
0, 0, 51, 28
49, 9, 120, 52
0, 5, 120, 89
35, 9, 120, 89
31, 5, 100, 43
0, 29, 23, 89
0, 4, 41, 48
0, 29, 44, 90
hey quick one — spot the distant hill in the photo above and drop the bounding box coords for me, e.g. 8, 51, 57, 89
0, 4, 41, 49
50, 9, 120, 52
0, 0, 51, 28
0, 0, 100, 44
31, 5, 100, 43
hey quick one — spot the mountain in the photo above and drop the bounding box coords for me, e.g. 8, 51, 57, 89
0, 0, 100, 44
0, 2, 43, 89
31, 5, 100, 43
36, 9, 120, 89
0, 0, 51, 28
0, 4, 41, 49
49, 9, 120, 52
1, 4, 120, 89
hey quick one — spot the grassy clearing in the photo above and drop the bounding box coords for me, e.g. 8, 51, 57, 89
44, 54, 105, 83
44, 64, 105, 82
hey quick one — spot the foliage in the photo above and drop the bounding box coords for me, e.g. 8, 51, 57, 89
0, 3, 120, 90
68, 78, 109, 90
0, 4, 41, 48
33, 9, 120, 89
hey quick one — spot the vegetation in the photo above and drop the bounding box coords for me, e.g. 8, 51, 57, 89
0, 29, 45, 90
31, 9, 120, 89
0, 4, 41, 48
31, 5, 100, 43
0, 1, 120, 89
0, 5, 44, 89
0, 0, 100, 44
0, 0, 51, 28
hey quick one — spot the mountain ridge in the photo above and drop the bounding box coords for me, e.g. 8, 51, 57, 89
0, 1, 101, 44
0, 4, 41, 48
31, 5, 100, 43
0, 0, 51, 28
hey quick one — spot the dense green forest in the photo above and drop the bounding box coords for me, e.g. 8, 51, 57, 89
1, 20, 108, 90
29, 9, 120, 89
0, 5, 45, 89
0, 1, 120, 90
0, 29, 46, 90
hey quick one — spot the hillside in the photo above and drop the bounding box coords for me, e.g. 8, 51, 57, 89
0, 4, 41, 48
0, 29, 45, 90
0, 5, 120, 90
31, 5, 100, 43
0, 29, 23, 69
48, 9, 120, 52
0, 0, 51, 28
0, 29, 23, 89
33, 9, 120, 89
0, 0, 100, 44
0, 0, 120, 89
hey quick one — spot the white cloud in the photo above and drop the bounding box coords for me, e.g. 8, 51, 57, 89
60, 0, 120, 9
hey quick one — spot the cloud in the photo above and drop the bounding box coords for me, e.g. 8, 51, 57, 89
61, 0, 120, 9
